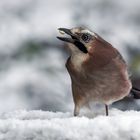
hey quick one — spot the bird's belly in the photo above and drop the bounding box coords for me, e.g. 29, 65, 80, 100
85, 80, 131, 104
74, 70, 132, 105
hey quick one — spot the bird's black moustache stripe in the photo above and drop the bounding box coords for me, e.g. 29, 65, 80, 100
74, 41, 88, 53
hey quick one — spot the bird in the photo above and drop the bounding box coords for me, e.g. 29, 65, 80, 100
57, 27, 140, 116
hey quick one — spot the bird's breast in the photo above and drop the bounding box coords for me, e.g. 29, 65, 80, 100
66, 55, 132, 104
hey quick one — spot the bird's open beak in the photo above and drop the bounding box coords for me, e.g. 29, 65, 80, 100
57, 28, 88, 53
57, 28, 78, 43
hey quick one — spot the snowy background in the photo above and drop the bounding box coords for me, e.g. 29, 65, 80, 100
0, 0, 140, 139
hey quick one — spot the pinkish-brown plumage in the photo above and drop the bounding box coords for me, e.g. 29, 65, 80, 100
57, 27, 132, 116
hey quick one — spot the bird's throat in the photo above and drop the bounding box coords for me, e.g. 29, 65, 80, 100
70, 52, 87, 70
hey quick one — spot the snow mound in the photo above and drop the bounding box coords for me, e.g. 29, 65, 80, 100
0, 109, 140, 140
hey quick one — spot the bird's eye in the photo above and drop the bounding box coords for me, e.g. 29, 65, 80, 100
81, 33, 91, 43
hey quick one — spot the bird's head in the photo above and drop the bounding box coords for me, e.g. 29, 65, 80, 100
57, 27, 110, 55
57, 27, 118, 69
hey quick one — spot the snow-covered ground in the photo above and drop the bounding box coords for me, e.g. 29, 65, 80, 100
0, 109, 140, 140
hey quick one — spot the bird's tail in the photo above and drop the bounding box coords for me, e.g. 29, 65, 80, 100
130, 86, 140, 99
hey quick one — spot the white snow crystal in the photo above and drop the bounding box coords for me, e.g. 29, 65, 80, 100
0, 109, 140, 140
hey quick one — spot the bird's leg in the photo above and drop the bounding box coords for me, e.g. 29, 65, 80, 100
105, 104, 109, 116
74, 105, 80, 116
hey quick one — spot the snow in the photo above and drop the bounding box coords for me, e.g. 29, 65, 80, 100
0, 0, 72, 53
0, 109, 140, 140
0, 48, 73, 113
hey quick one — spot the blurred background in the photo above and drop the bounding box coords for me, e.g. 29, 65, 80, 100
0, 0, 140, 113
